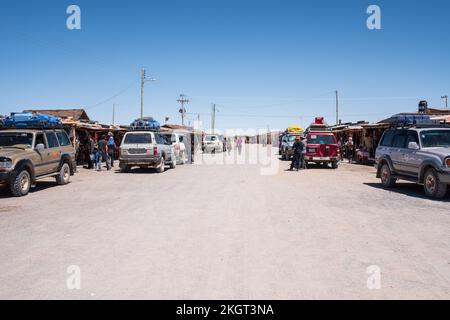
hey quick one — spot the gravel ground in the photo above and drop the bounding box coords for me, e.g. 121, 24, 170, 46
0, 147, 449, 300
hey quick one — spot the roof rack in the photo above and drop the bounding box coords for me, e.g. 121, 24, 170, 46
0, 125, 63, 130
389, 121, 450, 129
129, 126, 160, 132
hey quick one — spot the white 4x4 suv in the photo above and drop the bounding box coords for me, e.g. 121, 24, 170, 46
203, 134, 223, 153
119, 131, 176, 173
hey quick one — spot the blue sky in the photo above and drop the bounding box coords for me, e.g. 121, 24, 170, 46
0, 0, 449, 130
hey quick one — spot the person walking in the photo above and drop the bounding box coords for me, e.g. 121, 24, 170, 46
289, 136, 303, 171
85, 135, 95, 169
97, 135, 111, 171
107, 132, 116, 168
227, 138, 232, 156
345, 136, 354, 163
300, 136, 307, 169
236, 137, 243, 156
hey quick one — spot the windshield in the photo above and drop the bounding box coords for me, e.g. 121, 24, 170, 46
0, 132, 33, 149
123, 133, 152, 144
307, 134, 336, 145
286, 135, 301, 142
205, 136, 218, 142
420, 130, 450, 148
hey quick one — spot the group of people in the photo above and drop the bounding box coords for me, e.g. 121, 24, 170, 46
289, 135, 307, 171
84, 132, 117, 171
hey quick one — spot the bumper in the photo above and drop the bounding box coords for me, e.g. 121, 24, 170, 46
306, 156, 339, 162
285, 149, 294, 156
119, 156, 162, 167
0, 171, 11, 183
438, 171, 450, 184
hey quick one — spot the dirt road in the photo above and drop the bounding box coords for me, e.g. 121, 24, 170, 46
0, 147, 449, 299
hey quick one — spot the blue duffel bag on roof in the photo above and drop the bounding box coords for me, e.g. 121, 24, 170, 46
3, 112, 63, 129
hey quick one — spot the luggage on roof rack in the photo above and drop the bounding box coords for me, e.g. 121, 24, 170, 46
130, 117, 161, 131
2, 112, 63, 129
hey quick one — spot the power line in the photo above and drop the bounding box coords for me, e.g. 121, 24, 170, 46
86, 83, 135, 110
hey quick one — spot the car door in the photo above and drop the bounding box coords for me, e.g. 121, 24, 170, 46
390, 130, 408, 173
400, 131, 421, 176
376, 130, 395, 161
44, 131, 61, 173
33, 132, 49, 176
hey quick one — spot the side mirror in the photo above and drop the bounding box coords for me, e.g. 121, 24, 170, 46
408, 141, 419, 150
35, 143, 45, 152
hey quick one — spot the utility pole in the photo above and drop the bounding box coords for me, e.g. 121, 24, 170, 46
177, 94, 189, 126
442, 95, 448, 109
335, 90, 339, 125
140, 68, 156, 120
140, 69, 145, 120
211, 103, 216, 134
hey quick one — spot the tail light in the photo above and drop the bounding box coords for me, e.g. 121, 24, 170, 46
153, 147, 158, 156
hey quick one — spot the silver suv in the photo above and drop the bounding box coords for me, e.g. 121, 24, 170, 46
375, 125, 450, 199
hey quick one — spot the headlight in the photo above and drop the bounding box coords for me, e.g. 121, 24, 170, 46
0, 158, 13, 169
445, 158, 450, 168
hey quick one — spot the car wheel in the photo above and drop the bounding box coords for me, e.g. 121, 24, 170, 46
170, 159, 177, 169
119, 163, 131, 172
56, 162, 71, 185
423, 168, 447, 199
380, 164, 396, 188
156, 157, 165, 173
332, 161, 338, 169
10, 169, 31, 197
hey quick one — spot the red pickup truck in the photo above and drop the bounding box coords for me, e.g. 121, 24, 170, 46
305, 118, 340, 169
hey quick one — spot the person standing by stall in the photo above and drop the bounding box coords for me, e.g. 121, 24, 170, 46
345, 136, 354, 163
107, 132, 116, 168
97, 135, 111, 171
85, 135, 95, 169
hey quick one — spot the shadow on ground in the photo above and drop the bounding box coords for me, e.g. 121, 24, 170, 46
0, 181, 66, 199
364, 182, 450, 202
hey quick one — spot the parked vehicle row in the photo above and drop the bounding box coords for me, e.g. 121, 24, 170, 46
279, 117, 450, 199
280, 119, 340, 169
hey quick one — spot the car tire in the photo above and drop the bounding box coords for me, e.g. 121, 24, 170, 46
423, 168, 448, 199
332, 161, 338, 169
119, 163, 130, 172
10, 169, 31, 197
170, 159, 177, 169
156, 157, 165, 173
380, 164, 396, 188
55, 162, 71, 185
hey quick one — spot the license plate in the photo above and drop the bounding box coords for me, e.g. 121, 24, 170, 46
313, 157, 330, 161
129, 148, 147, 154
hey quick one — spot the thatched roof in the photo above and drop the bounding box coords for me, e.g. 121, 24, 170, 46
427, 108, 450, 115
24, 109, 90, 122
